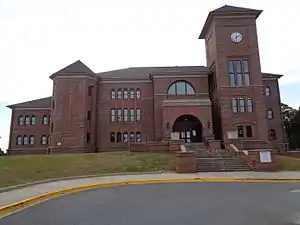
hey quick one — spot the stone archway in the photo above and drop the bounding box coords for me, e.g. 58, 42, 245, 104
172, 114, 203, 143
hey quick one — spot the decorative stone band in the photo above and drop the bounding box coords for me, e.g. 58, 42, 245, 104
162, 98, 211, 107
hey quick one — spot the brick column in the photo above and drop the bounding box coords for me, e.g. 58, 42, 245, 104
176, 152, 197, 173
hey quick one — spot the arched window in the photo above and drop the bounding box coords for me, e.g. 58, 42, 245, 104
167, 81, 195, 95
123, 132, 128, 143
123, 89, 128, 99
267, 109, 274, 119
41, 135, 47, 145
16, 136, 22, 145
117, 89, 122, 99
269, 129, 276, 140
18, 116, 24, 125
136, 132, 141, 142
25, 116, 30, 125
129, 88, 135, 99
42, 115, 48, 124
23, 135, 29, 145
116, 132, 122, 143
30, 116, 36, 125
136, 89, 141, 99
246, 98, 253, 112
111, 89, 116, 99
111, 109, 116, 122
29, 135, 34, 144
265, 86, 271, 96
232, 98, 238, 113
130, 131, 135, 142
239, 98, 245, 112
123, 109, 128, 122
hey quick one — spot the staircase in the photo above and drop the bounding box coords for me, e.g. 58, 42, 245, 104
185, 142, 251, 172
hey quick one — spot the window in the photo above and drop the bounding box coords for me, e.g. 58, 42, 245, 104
111, 89, 116, 99
129, 89, 135, 99
88, 86, 93, 97
167, 81, 195, 95
42, 115, 48, 124
29, 135, 34, 144
130, 109, 135, 122
247, 98, 253, 112
123, 89, 128, 99
30, 116, 36, 125
130, 132, 135, 142
117, 89, 122, 99
269, 129, 276, 140
111, 109, 116, 122
237, 126, 244, 137
18, 116, 24, 125
123, 109, 128, 122
110, 132, 115, 143
232, 98, 238, 113
117, 108, 122, 122
123, 132, 128, 143
136, 132, 141, 142
228, 60, 250, 86
239, 98, 245, 112
136, 108, 141, 122
116, 132, 122, 143
16, 136, 22, 145
267, 109, 274, 119
246, 126, 253, 138
265, 87, 270, 96
86, 133, 91, 143
136, 89, 141, 99
23, 135, 29, 145
52, 100, 55, 109
25, 116, 30, 125
87, 110, 91, 120
41, 135, 47, 145
228, 61, 235, 86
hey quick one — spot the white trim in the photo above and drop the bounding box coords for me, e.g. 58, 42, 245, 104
13, 108, 51, 111
162, 98, 211, 107
152, 74, 208, 78
100, 80, 151, 84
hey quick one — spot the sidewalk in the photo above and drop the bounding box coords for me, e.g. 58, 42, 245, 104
1, 171, 300, 207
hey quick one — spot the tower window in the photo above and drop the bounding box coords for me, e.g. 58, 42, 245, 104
232, 98, 238, 113
265, 87, 271, 96
167, 81, 195, 95
228, 60, 250, 86
267, 109, 274, 119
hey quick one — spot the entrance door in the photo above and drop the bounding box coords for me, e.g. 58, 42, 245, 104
173, 115, 203, 143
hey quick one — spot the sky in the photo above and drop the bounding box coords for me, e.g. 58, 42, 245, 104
0, 0, 299, 151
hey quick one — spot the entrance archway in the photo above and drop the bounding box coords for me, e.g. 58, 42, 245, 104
172, 114, 203, 143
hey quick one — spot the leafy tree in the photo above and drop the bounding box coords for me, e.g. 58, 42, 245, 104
282, 103, 300, 149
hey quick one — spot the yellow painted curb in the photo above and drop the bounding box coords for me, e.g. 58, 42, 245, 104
1, 177, 300, 215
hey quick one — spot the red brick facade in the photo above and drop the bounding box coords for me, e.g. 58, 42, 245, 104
6, 5, 287, 155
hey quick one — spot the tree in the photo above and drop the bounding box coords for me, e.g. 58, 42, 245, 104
282, 103, 300, 149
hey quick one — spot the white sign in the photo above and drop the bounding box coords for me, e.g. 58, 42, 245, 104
171, 132, 180, 140
227, 131, 238, 139
259, 151, 272, 163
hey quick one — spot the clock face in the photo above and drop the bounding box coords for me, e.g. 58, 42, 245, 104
231, 32, 243, 43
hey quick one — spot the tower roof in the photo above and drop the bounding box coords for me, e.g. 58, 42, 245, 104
49, 60, 95, 79
199, 5, 263, 39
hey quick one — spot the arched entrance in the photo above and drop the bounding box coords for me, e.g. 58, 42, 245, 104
172, 115, 203, 143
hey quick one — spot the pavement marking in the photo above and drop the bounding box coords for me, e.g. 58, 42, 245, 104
1, 177, 300, 216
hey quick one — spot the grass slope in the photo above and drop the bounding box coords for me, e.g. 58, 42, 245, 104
0, 152, 175, 188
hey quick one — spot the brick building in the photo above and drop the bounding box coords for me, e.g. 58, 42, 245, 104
7, 5, 286, 155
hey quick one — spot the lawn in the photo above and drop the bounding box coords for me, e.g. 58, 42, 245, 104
0, 152, 175, 188
277, 155, 300, 171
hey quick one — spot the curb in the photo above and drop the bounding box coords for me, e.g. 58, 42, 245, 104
1, 177, 300, 215
0, 171, 165, 193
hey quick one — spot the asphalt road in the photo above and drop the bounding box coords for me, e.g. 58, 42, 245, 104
2, 182, 300, 225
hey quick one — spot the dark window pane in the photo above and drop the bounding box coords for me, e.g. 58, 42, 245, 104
110, 132, 115, 143
123, 132, 128, 143
246, 126, 253, 137
86, 133, 91, 143
116, 132, 122, 143
237, 126, 244, 137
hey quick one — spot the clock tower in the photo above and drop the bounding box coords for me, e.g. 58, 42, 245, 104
200, 5, 270, 145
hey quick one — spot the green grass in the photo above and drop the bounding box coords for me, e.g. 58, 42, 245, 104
0, 152, 175, 188
278, 155, 300, 171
